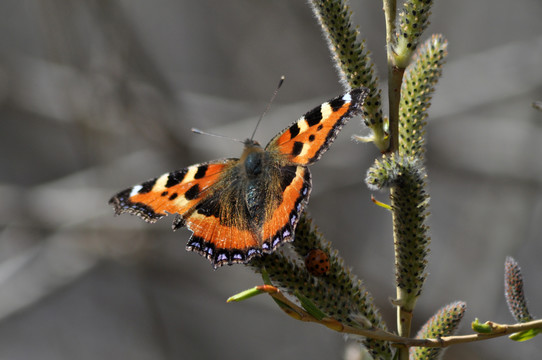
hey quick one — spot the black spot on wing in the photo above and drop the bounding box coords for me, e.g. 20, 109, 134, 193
185, 184, 200, 200
139, 179, 156, 194
292, 141, 304, 156
329, 97, 346, 112
308, 134, 315, 142
166, 169, 187, 188
305, 108, 323, 126
308, 130, 336, 163
168, 193, 178, 200
289, 122, 300, 139
194, 165, 208, 179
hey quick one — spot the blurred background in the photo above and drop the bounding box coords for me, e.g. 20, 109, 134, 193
1, 1, 541, 359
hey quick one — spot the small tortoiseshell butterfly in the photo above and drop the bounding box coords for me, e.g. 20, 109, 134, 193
109, 87, 369, 269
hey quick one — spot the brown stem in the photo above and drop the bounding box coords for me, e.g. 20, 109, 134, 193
387, 65, 404, 153
264, 291, 542, 348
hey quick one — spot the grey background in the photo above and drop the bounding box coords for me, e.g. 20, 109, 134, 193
1, 1, 541, 359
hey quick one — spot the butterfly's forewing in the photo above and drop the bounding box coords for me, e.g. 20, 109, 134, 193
109, 159, 235, 223
266, 88, 369, 165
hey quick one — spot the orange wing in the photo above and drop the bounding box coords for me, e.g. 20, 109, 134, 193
266, 88, 368, 165
259, 165, 311, 251
184, 211, 261, 268
109, 159, 235, 223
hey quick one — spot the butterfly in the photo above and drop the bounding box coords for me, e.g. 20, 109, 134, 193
109, 87, 369, 269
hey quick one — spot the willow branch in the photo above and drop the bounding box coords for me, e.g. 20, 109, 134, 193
259, 287, 542, 348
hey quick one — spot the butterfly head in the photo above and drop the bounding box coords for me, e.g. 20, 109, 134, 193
243, 138, 261, 148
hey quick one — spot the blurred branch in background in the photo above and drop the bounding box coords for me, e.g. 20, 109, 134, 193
0, 0, 193, 330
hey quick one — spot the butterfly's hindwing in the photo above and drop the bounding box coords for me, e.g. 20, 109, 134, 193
260, 165, 312, 251
266, 88, 369, 165
185, 212, 260, 269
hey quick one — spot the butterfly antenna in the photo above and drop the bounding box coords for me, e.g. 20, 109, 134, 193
191, 128, 245, 144
250, 76, 285, 141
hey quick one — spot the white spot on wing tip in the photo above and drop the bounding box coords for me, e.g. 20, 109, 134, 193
343, 93, 352, 103
130, 185, 143, 197
320, 103, 332, 120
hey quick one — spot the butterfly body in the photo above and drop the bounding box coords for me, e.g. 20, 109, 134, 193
110, 88, 369, 268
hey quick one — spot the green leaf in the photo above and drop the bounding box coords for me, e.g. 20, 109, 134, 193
227, 286, 267, 302
509, 328, 541, 342
294, 291, 327, 321
261, 267, 272, 285
472, 318, 492, 333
